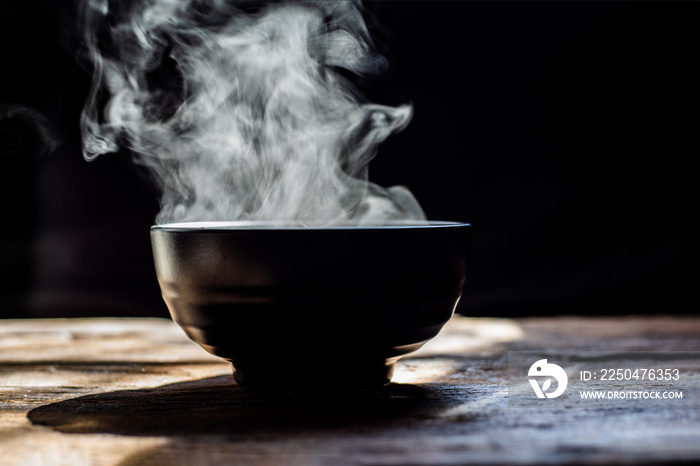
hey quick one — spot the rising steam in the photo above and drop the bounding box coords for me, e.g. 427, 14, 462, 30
81, 0, 425, 225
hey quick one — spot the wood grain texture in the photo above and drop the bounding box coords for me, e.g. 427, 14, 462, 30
1, 315, 699, 465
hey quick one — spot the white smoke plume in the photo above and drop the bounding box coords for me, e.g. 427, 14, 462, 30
81, 0, 426, 225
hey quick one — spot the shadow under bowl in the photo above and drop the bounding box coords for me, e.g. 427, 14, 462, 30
151, 221, 471, 390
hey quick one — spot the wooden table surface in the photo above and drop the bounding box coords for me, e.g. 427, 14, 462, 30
1, 315, 699, 465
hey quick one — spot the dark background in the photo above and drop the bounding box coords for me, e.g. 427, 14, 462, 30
1, 1, 698, 318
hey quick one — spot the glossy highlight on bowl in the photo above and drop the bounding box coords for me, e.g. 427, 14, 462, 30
151, 221, 471, 389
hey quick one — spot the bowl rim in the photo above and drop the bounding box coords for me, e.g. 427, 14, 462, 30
151, 220, 471, 231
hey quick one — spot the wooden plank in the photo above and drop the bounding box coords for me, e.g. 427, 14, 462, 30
1, 315, 699, 465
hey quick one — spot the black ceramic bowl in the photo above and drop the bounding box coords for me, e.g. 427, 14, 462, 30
151, 221, 471, 389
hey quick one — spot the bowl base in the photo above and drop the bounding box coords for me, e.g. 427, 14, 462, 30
232, 361, 395, 391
